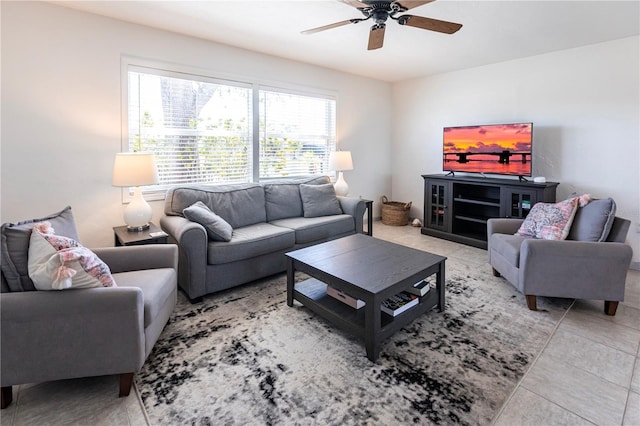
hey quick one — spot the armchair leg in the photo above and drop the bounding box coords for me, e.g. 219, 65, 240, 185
525, 295, 537, 311
1, 386, 12, 409
604, 301, 619, 316
492, 267, 501, 277
119, 373, 134, 397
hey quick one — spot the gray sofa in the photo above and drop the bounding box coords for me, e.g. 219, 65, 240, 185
160, 176, 366, 302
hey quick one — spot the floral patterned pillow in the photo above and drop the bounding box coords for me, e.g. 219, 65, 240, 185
515, 197, 580, 240
27, 222, 116, 290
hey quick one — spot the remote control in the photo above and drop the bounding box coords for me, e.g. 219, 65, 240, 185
149, 231, 168, 238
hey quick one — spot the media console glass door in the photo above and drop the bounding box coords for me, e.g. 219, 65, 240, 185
426, 181, 450, 232
503, 188, 537, 219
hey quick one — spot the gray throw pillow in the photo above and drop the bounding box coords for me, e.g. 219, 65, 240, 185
183, 201, 233, 242
299, 184, 342, 218
568, 197, 616, 242
1, 206, 79, 292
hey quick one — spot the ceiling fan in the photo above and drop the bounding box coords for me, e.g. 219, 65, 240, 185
301, 0, 462, 50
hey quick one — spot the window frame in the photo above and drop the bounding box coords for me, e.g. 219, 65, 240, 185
120, 56, 338, 202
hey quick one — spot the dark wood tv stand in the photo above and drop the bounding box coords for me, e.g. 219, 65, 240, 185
421, 174, 559, 249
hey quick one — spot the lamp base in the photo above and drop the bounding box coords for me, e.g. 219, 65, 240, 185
126, 224, 150, 232
123, 187, 153, 232
334, 171, 349, 196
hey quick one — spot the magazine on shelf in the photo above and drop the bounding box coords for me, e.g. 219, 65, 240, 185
326, 286, 366, 309
380, 291, 419, 317
297, 278, 327, 301
405, 279, 431, 297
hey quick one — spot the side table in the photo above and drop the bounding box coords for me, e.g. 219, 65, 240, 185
113, 222, 168, 246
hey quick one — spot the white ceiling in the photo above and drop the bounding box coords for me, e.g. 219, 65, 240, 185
53, 0, 640, 82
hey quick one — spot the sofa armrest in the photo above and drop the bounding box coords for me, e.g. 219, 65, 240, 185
337, 196, 366, 233
520, 239, 633, 300
487, 218, 524, 236
93, 245, 178, 274
160, 215, 208, 300
0, 288, 145, 387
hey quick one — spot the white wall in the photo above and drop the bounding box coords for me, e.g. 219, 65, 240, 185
392, 36, 640, 264
1, 1, 392, 247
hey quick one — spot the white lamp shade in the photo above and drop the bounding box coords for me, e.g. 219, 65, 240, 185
112, 152, 159, 187
328, 151, 353, 171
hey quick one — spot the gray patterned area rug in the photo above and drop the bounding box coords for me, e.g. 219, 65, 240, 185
136, 261, 570, 425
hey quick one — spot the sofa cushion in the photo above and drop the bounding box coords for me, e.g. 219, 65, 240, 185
515, 197, 579, 240
164, 183, 266, 229
115, 269, 176, 328
183, 201, 233, 242
264, 183, 303, 222
1, 206, 80, 292
270, 215, 354, 244
263, 176, 330, 222
568, 198, 616, 242
207, 223, 295, 265
300, 183, 342, 218
489, 234, 531, 267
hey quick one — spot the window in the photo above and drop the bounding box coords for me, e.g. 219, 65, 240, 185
259, 89, 336, 178
125, 64, 336, 195
127, 68, 252, 192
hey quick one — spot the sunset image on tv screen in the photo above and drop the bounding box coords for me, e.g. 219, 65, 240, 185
443, 123, 532, 176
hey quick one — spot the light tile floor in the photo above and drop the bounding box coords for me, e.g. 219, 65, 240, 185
1, 223, 638, 425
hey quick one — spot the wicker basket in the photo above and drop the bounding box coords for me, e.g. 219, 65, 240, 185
381, 196, 412, 226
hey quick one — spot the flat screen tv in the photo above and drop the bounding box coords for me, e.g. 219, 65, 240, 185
443, 122, 533, 178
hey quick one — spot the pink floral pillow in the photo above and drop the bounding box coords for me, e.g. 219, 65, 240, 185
515, 197, 580, 240
27, 222, 116, 290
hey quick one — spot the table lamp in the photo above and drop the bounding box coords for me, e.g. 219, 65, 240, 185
329, 151, 353, 196
112, 152, 159, 231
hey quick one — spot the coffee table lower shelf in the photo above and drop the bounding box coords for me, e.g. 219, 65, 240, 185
292, 278, 441, 359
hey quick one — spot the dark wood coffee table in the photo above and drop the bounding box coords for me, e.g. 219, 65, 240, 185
286, 234, 446, 362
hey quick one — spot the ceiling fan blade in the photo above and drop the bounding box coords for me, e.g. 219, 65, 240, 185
339, 0, 368, 9
368, 25, 386, 50
398, 15, 462, 34
301, 19, 359, 35
394, 0, 435, 11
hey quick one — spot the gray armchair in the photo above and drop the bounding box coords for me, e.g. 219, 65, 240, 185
487, 214, 632, 315
0, 207, 178, 409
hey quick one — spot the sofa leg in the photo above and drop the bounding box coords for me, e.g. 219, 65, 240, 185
492, 267, 501, 277
189, 296, 203, 304
604, 301, 619, 316
1, 386, 12, 409
119, 373, 134, 397
525, 295, 537, 311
